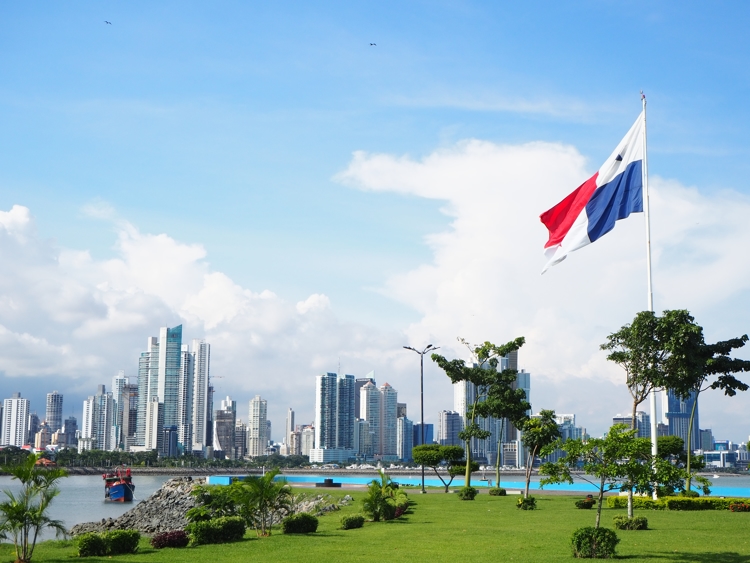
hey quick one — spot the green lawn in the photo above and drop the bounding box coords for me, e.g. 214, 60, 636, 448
6, 492, 750, 563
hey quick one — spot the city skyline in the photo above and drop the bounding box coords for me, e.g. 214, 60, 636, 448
1, 3, 750, 443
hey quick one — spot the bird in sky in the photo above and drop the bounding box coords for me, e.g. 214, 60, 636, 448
370, 43, 376, 46
104, 21, 112, 24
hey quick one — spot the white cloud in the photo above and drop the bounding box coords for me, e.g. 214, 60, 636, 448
338, 140, 750, 438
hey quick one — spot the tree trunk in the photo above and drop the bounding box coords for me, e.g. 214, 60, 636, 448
495, 419, 505, 489
465, 439, 472, 488
685, 392, 699, 493
595, 475, 605, 529
524, 446, 537, 498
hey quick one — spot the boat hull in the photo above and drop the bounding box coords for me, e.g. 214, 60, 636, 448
106, 482, 135, 502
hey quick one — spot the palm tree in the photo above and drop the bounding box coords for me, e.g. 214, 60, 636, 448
234, 470, 292, 536
0, 453, 68, 562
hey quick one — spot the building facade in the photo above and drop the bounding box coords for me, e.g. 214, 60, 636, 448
248, 395, 268, 457
2, 393, 30, 447
45, 391, 63, 433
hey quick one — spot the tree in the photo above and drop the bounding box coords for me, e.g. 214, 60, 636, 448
519, 409, 560, 498
482, 368, 530, 488
412, 445, 467, 492
233, 470, 293, 536
662, 329, 750, 492
431, 337, 525, 489
0, 453, 68, 563
539, 425, 654, 528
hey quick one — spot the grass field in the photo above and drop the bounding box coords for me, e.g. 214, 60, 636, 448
5, 491, 750, 562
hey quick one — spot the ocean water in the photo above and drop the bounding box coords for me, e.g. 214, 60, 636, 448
0, 474, 171, 539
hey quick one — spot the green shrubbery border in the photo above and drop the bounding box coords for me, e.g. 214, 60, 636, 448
75, 530, 140, 557
606, 496, 750, 511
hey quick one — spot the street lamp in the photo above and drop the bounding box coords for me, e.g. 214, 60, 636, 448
403, 343, 439, 494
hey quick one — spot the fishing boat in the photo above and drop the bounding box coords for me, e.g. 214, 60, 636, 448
103, 467, 135, 502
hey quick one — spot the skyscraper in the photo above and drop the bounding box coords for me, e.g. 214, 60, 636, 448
111, 372, 127, 449
191, 340, 211, 454
310, 372, 356, 463
178, 344, 194, 453
662, 389, 700, 451
2, 393, 30, 447
360, 381, 381, 455
248, 395, 268, 457
354, 375, 376, 419
213, 402, 236, 460
613, 411, 651, 439
45, 391, 63, 433
413, 423, 434, 446
82, 385, 115, 451
379, 383, 398, 457
438, 410, 462, 446
285, 408, 295, 447
121, 383, 138, 450
397, 416, 413, 461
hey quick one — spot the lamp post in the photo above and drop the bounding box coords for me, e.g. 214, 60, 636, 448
403, 344, 439, 494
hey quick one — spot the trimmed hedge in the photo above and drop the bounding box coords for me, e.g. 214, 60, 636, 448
150, 530, 190, 549
458, 486, 478, 500
76, 533, 107, 557
282, 513, 319, 534
488, 487, 507, 496
730, 502, 750, 512
613, 515, 648, 530
517, 496, 537, 510
571, 527, 619, 559
607, 495, 750, 511
76, 530, 140, 557
341, 515, 365, 530
186, 516, 246, 545
101, 530, 140, 555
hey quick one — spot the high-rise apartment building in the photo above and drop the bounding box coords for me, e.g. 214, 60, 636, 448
81, 385, 115, 451
285, 408, 295, 447
396, 403, 407, 419
144, 397, 164, 451
438, 410, 462, 446
662, 389, 700, 451
191, 340, 211, 454
213, 396, 236, 460
310, 373, 356, 463
27, 412, 40, 446
111, 372, 127, 449
613, 411, 651, 439
413, 423, 434, 446
136, 326, 211, 455
2, 393, 30, 447
397, 416, 413, 461
354, 374, 376, 419
178, 345, 194, 453
360, 382, 381, 455
46, 391, 63, 433
248, 395, 268, 457
235, 420, 248, 459
300, 425, 314, 457
121, 383, 138, 450
359, 381, 398, 459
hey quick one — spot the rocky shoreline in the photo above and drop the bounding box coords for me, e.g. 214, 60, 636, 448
68, 476, 353, 536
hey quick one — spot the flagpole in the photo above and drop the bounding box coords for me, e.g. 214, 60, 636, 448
642, 92, 659, 500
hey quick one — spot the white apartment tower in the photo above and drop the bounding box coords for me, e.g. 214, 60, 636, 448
310, 372, 356, 463
46, 391, 63, 433
2, 393, 30, 447
248, 395, 268, 457
360, 381, 399, 458
191, 340, 211, 454
285, 408, 295, 447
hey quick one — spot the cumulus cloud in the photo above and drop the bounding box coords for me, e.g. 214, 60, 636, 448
338, 139, 750, 437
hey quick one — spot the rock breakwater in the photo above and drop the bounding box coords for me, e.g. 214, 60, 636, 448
69, 477, 201, 536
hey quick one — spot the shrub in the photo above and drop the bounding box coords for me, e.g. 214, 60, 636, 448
340, 515, 365, 530
150, 530, 190, 549
458, 486, 478, 501
679, 489, 700, 498
575, 498, 596, 509
101, 530, 140, 555
488, 488, 507, 496
186, 516, 246, 545
517, 496, 537, 510
570, 527, 620, 559
729, 502, 750, 512
613, 515, 648, 530
663, 497, 730, 511
606, 496, 665, 510
282, 513, 319, 534
76, 533, 107, 557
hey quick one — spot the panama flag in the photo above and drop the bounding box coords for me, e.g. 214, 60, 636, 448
540, 111, 645, 273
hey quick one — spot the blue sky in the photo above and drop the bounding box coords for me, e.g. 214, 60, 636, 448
2, 2, 750, 441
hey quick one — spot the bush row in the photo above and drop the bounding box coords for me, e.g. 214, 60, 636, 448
76, 530, 140, 557
185, 516, 246, 545
606, 496, 750, 511
341, 515, 365, 530
488, 487, 507, 496
613, 515, 648, 530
